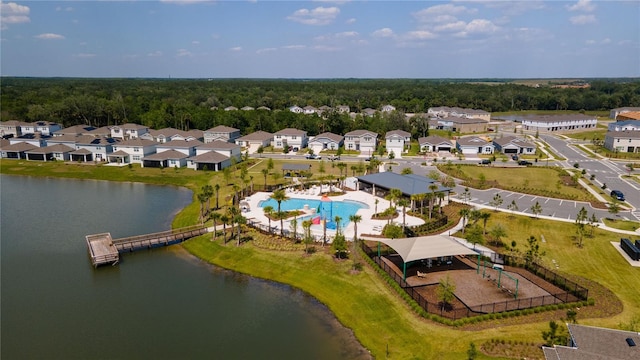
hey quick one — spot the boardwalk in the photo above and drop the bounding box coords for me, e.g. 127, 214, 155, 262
86, 225, 208, 267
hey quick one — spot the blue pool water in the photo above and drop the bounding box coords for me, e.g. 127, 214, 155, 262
259, 198, 368, 230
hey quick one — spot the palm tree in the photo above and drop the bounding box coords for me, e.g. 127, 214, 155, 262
290, 216, 298, 242
226, 206, 239, 243
459, 208, 470, 234
232, 184, 241, 206
263, 205, 274, 233
413, 193, 426, 216
261, 168, 269, 190
349, 214, 362, 268
397, 198, 410, 231
202, 184, 213, 216
479, 212, 491, 235
428, 183, 439, 217
220, 214, 229, 243
235, 214, 246, 246
197, 192, 207, 223
210, 212, 222, 242
302, 219, 313, 253
214, 183, 220, 210
270, 189, 289, 237
334, 215, 342, 235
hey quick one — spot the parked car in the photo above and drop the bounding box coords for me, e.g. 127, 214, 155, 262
305, 153, 321, 160
479, 159, 491, 165
518, 160, 533, 166
611, 190, 625, 201
511, 155, 519, 161
328, 155, 340, 161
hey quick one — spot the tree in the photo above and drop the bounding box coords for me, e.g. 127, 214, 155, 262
575, 206, 588, 247
479, 212, 491, 235
267, 157, 274, 172
270, 189, 289, 237
459, 208, 470, 234
542, 321, 568, 347
220, 214, 229, 244
524, 235, 544, 267
401, 167, 413, 175
235, 214, 246, 246
349, 214, 362, 268
332, 232, 348, 259
461, 187, 471, 204
489, 193, 503, 211
261, 168, 269, 189
263, 205, 274, 233
467, 342, 478, 360
530, 201, 543, 218
383, 224, 403, 239
428, 183, 439, 218
436, 275, 456, 311
397, 198, 410, 231
465, 225, 484, 249
507, 199, 519, 216
588, 213, 598, 237
334, 215, 342, 235
289, 216, 298, 242
209, 212, 222, 242
202, 184, 213, 216
197, 192, 208, 223
222, 167, 232, 185
302, 219, 313, 253
256, 145, 264, 157
214, 183, 220, 210
608, 199, 620, 218
489, 224, 507, 247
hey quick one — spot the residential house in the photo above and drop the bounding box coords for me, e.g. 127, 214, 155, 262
428, 106, 491, 121
361, 108, 377, 117
272, 128, 308, 151
72, 136, 117, 162
288, 105, 303, 114
235, 131, 273, 153
610, 107, 640, 119
356, 172, 451, 206
308, 132, 344, 154
492, 136, 537, 155
542, 323, 640, 360
303, 106, 317, 115
418, 135, 453, 153
87, 126, 113, 138
110, 123, 149, 140
46, 134, 89, 149
432, 116, 488, 133
1, 142, 37, 159
604, 130, 640, 153
21, 121, 63, 136
385, 130, 411, 158
456, 136, 494, 155
317, 105, 332, 116
336, 105, 350, 114
520, 114, 597, 133
109, 138, 157, 165
155, 139, 202, 157
344, 130, 378, 154
257, 106, 271, 111
52, 125, 96, 137
224, 106, 238, 111
241, 106, 255, 111
142, 150, 189, 168
0, 120, 29, 138
608, 120, 640, 132
204, 125, 241, 144
186, 141, 241, 171
9, 133, 49, 148
141, 128, 203, 143
381, 104, 396, 113
24, 144, 74, 162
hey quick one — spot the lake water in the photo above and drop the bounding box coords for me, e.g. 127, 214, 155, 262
0, 175, 369, 359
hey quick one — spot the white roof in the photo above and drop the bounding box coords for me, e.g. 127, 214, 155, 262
371, 235, 477, 263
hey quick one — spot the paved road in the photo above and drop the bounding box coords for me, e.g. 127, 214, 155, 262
541, 134, 640, 221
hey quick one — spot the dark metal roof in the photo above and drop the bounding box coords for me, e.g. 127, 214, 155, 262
357, 172, 450, 196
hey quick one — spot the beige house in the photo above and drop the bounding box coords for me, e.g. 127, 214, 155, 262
344, 130, 378, 154
204, 125, 241, 143
520, 114, 597, 133
235, 131, 273, 153
604, 130, 640, 153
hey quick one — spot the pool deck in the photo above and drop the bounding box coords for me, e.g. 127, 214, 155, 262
243, 186, 426, 241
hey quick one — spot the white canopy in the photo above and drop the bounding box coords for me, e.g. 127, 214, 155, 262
370, 235, 478, 263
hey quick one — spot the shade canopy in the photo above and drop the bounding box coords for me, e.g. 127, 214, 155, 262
370, 235, 478, 263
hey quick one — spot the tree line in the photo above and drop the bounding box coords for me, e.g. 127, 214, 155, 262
2, 77, 639, 138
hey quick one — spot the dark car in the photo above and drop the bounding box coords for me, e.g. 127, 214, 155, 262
611, 190, 625, 201
511, 155, 519, 161
518, 160, 533, 166
479, 159, 491, 165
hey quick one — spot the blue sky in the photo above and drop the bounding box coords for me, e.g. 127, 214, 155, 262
1, 0, 639, 78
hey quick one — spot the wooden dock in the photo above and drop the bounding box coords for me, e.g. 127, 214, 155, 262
86, 225, 208, 267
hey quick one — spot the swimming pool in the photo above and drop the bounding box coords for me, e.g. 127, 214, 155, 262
259, 197, 368, 230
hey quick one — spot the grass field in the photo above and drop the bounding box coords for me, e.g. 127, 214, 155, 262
3, 159, 639, 359
602, 218, 640, 232
563, 129, 608, 141
438, 164, 598, 202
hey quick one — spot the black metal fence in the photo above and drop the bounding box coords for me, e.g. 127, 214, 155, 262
361, 242, 589, 320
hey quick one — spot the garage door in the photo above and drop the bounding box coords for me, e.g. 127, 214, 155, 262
461, 147, 476, 154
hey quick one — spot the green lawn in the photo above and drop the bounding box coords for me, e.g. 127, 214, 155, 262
438, 164, 598, 202
602, 218, 640, 232
563, 129, 608, 141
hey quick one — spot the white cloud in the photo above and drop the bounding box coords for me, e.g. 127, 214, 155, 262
287, 6, 340, 26
403, 30, 437, 41
229, 47, 242, 52
465, 19, 499, 34
480, 1, 546, 16
434, 20, 466, 32
345, 18, 356, 24
160, 0, 211, 5
192, 40, 200, 45
601, 38, 611, 44
371, 27, 394, 38
335, 31, 358, 38
313, 45, 340, 52
35, 33, 65, 40
147, 51, 163, 57
567, 0, 595, 12
413, 4, 475, 22
73, 53, 96, 58
282, 45, 306, 50
1, 2, 30, 28
176, 48, 193, 56
570, 14, 596, 25
256, 47, 277, 54
56, 6, 73, 12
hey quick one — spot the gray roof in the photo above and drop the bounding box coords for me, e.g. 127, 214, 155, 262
441, 116, 487, 124
522, 114, 597, 123
310, 132, 344, 143
345, 129, 378, 137
158, 139, 203, 149
52, 125, 96, 136
274, 128, 307, 136
115, 139, 157, 147
237, 130, 274, 142
357, 172, 450, 196
493, 136, 536, 147
26, 144, 74, 153
197, 140, 240, 150
385, 130, 411, 139
143, 150, 189, 161
188, 151, 229, 163
542, 324, 640, 360
456, 136, 490, 146
418, 135, 453, 146
2, 142, 38, 152
206, 125, 239, 133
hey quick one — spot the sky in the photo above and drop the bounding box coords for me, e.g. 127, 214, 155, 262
1, 0, 639, 78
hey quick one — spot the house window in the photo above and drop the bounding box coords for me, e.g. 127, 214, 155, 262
364, 137, 371, 142
276, 135, 281, 139
348, 143, 353, 149
132, 156, 140, 161
134, 147, 140, 152
292, 136, 297, 140
96, 146, 101, 150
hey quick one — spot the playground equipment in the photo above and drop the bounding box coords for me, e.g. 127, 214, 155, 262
477, 256, 519, 299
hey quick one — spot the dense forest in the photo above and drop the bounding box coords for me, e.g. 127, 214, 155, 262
2, 77, 639, 137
